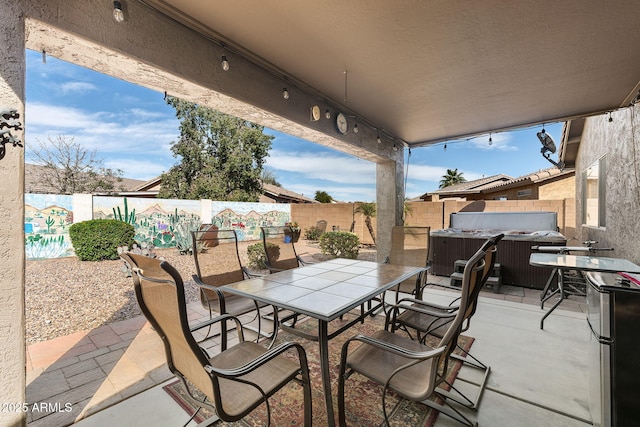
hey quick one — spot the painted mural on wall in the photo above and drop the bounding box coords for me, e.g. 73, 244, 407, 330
94, 196, 202, 250
25, 194, 74, 259
210, 201, 291, 241
24, 194, 293, 259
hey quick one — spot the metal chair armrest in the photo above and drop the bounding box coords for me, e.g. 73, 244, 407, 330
205, 341, 309, 378
343, 333, 446, 360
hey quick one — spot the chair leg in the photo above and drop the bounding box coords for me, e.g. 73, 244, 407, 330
424, 391, 478, 427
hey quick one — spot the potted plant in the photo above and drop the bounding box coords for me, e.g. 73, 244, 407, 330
285, 222, 301, 242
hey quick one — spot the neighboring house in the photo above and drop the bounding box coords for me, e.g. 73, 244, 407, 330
420, 168, 575, 202
25, 163, 145, 194
260, 183, 317, 204
121, 175, 317, 203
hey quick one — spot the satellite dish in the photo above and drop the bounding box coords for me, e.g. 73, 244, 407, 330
537, 131, 564, 170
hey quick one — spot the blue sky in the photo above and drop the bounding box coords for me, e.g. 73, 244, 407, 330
25, 49, 562, 202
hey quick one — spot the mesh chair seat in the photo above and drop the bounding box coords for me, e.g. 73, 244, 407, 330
344, 329, 440, 401
210, 341, 302, 417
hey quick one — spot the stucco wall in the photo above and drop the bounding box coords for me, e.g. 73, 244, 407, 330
1, 1, 26, 425
575, 107, 640, 264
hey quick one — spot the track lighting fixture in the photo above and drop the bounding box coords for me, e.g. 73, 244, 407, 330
282, 87, 289, 99
393, 142, 398, 152
325, 110, 331, 120
608, 112, 613, 122
353, 123, 359, 134
221, 55, 229, 71
113, 1, 125, 23
376, 131, 381, 144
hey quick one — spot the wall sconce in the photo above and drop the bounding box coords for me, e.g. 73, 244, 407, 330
113, 1, 125, 23
282, 87, 289, 99
221, 55, 230, 71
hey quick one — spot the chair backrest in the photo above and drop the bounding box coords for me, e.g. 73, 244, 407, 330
433, 243, 488, 381
389, 226, 430, 267
463, 233, 504, 320
191, 228, 246, 307
261, 225, 301, 271
121, 252, 216, 403
389, 226, 431, 292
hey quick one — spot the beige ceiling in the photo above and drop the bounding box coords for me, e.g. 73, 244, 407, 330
142, 0, 640, 148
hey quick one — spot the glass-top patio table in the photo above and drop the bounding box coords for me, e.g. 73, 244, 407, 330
222, 258, 426, 426
530, 253, 640, 329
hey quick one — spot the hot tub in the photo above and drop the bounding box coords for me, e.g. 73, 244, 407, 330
430, 212, 567, 289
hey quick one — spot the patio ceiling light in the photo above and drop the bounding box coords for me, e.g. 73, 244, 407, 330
113, 1, 125, 23
221, 55, 230, 71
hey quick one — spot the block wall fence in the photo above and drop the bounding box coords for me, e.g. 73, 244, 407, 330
293, 198, 577, 246
25, 193, 576, 259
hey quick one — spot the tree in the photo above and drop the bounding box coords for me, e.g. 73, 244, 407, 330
354, 202, 377, 245
158, 96, 274, 201
315, 190, 333, 203
439, 168, 466, 188
28, 135, 124, 194
261, 169, 281, 187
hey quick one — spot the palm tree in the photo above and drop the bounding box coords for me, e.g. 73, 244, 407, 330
439, 168, 466, 188
354, 202, 377, 245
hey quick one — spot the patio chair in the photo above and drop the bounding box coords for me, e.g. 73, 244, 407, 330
121, 252, 312, 426
191, 228, 275, 349
337, 241, 488, 427
260, 225, 307, 272
387, 226, 431, 300
388, 233, 504, 410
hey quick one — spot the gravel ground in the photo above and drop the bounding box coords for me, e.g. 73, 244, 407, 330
25, 241, 376, 344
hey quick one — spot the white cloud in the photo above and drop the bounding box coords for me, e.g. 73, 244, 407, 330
266, 149, 375, 184
24, 102, 179, 180
58, 81, 98, 94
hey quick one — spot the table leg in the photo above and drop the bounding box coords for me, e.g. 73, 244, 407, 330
318, 320, 336, 426
540, 269, 566, 329
540, 267, 559, 308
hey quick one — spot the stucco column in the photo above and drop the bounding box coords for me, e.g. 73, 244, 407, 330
0, 1, 26, 426
375, 153, 404, 262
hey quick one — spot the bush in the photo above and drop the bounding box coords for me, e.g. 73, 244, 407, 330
319, 231, 359, 259
247, 242, 280, 269
69, 219, 135, 261
304, 226, 323, 241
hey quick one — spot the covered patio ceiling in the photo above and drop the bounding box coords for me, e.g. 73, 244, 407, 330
141, 0, 640, 148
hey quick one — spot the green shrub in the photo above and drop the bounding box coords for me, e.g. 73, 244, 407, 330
319, 231, 359, 259
304, 226, 323, 241
69, 219, 135, 261
247, 242, 280, 269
